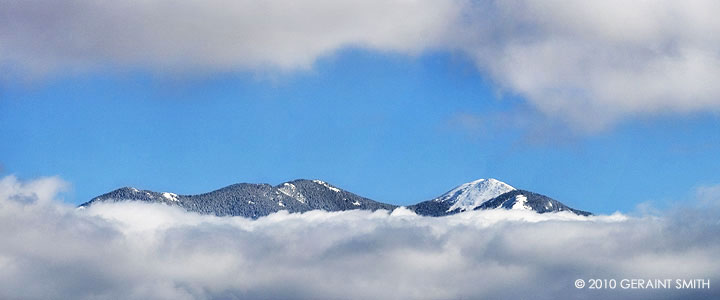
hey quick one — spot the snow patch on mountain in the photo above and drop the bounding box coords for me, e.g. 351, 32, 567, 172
435, 178, 516, 212
278, 182, 307, 204
161, 192, 179, 202
510, 194, 530, 210
312, 180, 341, 192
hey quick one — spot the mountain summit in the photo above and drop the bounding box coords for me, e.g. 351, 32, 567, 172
408, 178, 515, 216
82, 178, 591, 218
408, 178, 590, 216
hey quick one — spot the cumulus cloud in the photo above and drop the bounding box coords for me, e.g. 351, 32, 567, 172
0, 174, 67, 205
460, 0, 720, 131
1, 175, 719, 299
4, 1, 720, 130
0, 0, 462, 75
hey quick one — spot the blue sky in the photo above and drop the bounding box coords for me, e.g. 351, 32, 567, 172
3, 1, 720, 214
3, 49, 719, 214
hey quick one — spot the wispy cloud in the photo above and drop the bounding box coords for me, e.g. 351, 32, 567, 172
3, 1, 720, 131
1, 175, 718, 299
695, 184, 720, 208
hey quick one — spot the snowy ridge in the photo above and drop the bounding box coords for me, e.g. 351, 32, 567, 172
434, 178, 516, 212
82, 179, 397, 219
312, 180, 341, 192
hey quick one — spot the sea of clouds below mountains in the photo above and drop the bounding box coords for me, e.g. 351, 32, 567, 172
0, 175, 718, 300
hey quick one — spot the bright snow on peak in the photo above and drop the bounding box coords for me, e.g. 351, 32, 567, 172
435, 178, 516, 212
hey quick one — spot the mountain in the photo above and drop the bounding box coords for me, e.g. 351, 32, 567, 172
474, 189, 592, 216
81, 178, 591, 218
80, 179, 397, 219
407, 178, 515, 216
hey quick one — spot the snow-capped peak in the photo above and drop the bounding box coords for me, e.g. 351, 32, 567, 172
435, 178, 515, 212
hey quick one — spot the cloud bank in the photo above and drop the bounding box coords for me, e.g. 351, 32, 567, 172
1, 175, 718, 299
3, 1, 720, 130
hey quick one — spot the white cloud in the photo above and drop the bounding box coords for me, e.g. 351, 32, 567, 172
5, 0, 720, 131
0, 174, 67, 205
1, 175, 719, 299
0, 0, 462, 75
459, 0, 720, 131
4, 1, 720, 130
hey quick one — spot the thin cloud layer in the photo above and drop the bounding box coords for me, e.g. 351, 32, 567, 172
3, 1, 720, 130
1, 175, 718, 299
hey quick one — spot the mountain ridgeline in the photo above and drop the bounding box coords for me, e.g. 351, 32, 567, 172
82, 179, 395, 219
406, 179, 591, 216
81, 178, 591, 218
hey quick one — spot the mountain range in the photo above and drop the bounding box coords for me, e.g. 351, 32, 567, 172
80, 178, 591, 218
